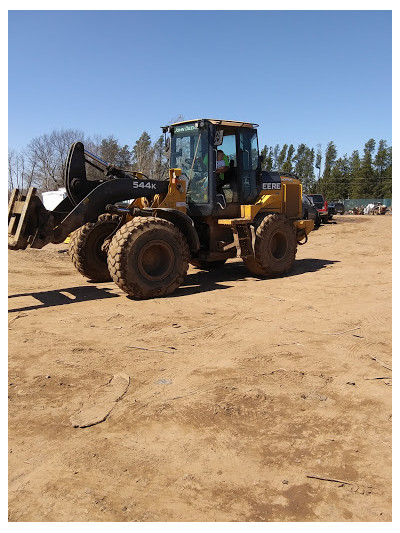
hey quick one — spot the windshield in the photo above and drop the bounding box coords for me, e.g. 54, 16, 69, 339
170, 123, 209, 204
310, 194, 324, 203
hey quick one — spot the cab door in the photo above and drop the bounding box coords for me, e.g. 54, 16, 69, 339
238, 128, 259, 204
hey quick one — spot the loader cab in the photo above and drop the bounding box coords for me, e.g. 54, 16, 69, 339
166, 119, 261, 218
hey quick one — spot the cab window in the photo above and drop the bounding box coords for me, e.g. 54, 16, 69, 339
219, 134, 236, 165
240, 130, 258, 170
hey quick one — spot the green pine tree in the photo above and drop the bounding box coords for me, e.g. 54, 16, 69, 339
265, 147, 274, 171
260, 145, 268, 170
374, 140, 391, 197
322, 141, 337, 180
348, 150, 362, 198
116, 145, 132, 169
318, 141, 337, 196
99, 137, 120, 165
277, 144, 288, 171
132, 132, 153, 177
152, 135, 169, 180
381, 146, 392, 198
293, 144, 316, 193
315, 144, 322, 181
273, 144, 280, 169
354, 139, 376, 197
327, 156, 351, 200
282, 144, 295, 172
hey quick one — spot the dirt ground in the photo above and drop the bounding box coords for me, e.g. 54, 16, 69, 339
8, 215, 392, 522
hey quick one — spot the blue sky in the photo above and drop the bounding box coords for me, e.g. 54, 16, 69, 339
8, 9, 392, 160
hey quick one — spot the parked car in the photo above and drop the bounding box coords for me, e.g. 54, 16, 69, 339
328, 203, 336, 219
302, 194, 321, 228
330, 202, 345, 215
307, 194, 329, 223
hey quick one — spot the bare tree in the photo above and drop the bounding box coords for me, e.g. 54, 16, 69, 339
9, 127, 173, 196
8, 150, 36, 193
8, 150, 16, 191
168, 114, 185, 124
26, 129, 85, 190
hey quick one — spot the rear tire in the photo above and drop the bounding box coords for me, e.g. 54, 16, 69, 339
243, 214, 297, 277
69, 214, 120, 282
107, 217, 190, 299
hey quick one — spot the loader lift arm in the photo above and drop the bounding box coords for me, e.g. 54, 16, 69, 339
65, 141, 152, 207
8, 142, 169, 250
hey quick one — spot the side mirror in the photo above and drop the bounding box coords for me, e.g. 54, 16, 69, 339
164, 136, 170, 153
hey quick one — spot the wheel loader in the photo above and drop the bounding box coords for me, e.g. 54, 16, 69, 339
8, 119, 314, 299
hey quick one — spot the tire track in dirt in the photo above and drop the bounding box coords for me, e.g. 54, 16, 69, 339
344, 338, 391, 366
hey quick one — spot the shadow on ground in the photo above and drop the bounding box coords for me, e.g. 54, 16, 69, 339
8, 285, 118, 313
9, 259, 339, 309
168, 258, 340, 298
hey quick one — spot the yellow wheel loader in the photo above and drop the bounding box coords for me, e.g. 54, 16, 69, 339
8, 119, 313, 299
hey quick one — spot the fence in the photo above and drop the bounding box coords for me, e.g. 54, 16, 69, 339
343, 198, 392, 210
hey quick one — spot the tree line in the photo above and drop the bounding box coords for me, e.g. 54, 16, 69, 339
8, 129, 170, 193
260, 138, 392, 199
8, 129, 392, 200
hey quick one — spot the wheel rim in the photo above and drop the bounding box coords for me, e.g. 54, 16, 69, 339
270, 231, 288, 259
93, 234, 107, 262
91, 225, 115, 264
137, 240, 175, 281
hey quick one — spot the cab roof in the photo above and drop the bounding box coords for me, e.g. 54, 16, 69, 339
170, 118, 259, 129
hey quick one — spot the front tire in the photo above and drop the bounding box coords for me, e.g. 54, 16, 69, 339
69, 214, 120, 282
243, 214, 297, 277
107, 217, 190, 299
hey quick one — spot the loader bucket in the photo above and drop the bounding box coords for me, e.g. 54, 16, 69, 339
8, 188, 51, 250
